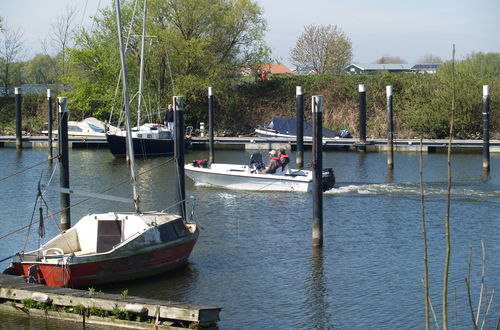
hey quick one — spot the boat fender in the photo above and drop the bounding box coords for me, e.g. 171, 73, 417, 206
125, 304, 148, 315
32, 292, 53, 304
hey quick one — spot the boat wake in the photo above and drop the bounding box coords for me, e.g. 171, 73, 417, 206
327, 183, 500, 201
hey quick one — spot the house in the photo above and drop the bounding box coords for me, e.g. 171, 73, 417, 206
242, 63, 293, 76
293, 66, 317, 75
259, 63, 293, 75
344, 63, 441, 74
411, 63, 440, 74
344, 63, 413, 74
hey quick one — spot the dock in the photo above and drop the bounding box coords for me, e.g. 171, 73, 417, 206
1, 135, 499, 152
0, 274, 221, 329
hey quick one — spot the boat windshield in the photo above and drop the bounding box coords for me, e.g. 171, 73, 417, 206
87, 122, 105, 133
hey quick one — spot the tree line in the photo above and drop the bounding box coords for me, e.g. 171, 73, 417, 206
0, 1, 498, 139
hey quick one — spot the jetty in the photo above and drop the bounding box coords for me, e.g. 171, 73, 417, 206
1, 135, 499, 153
0, 274, 221, 329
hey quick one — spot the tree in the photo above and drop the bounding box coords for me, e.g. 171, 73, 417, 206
24, 54, 58, 84
290, 24, 352, 74
43, 5, 77, 84
417, 54, 443, 64
374, 56, 406, 64
66, 0, 269, 122
0, 24, 24, 95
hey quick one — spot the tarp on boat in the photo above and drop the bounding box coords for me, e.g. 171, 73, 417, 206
266, 117, 339, 138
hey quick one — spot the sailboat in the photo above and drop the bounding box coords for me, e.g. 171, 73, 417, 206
3, 0, 199, 287
106, 0, 187, 157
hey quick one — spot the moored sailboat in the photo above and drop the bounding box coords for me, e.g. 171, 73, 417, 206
4, 0, 198, 287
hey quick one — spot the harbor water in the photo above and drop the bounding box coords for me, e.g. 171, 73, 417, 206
0, 148, 499, 329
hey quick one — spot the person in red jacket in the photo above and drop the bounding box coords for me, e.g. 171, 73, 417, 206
278, 148, 290, 171
265, 150, 281, 174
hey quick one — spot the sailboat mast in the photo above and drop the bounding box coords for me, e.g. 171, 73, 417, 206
115, 0, 140, 213
137, 0, 147, 129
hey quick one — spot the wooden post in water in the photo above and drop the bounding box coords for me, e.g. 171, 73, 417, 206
386, 85, 394, 170
15, 88, 22, 150
174, 96, 186, 218
58, 97, 71, 230
47, 89, 53, 163
482, 85, 490, 171
208, 87, 215, 163
358, 84, 367, 151
296, 86, 304, 170
312, 95, 323, 247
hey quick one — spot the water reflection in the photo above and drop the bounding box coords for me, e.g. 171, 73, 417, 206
306, 248, 330, 329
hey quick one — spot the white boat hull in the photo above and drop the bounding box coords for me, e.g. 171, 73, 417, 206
185, 163, 313, 192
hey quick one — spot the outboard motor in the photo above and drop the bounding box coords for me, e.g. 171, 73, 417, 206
249, 152, 265, 172
322, 168, 336, 191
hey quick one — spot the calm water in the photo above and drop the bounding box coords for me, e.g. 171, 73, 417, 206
0, 148, 499, 329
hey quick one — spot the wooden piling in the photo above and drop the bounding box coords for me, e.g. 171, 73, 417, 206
296, 86, 304, 169
58, 97, 71, 230
174, 96, 186, 218
208, 87, 215, 163
312, 95, 323, 247
15, 88, 22, 150
358, 84, 367, 151
482, 85, 490, 171
47, 89, 53, 163
386, 85, 394, 170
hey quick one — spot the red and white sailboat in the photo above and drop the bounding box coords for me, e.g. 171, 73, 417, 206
4, 0, 198, 287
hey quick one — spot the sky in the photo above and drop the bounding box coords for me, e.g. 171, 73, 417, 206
2, 0, 499, 69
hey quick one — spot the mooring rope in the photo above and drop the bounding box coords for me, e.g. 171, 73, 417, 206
0, 156, 176, 242
0, 155, 59, 183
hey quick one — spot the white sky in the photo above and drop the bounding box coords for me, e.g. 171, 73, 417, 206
2, 0, 500, 68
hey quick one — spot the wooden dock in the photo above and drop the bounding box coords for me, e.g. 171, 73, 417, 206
1, 135, 499, 152
0, 274, 221, 329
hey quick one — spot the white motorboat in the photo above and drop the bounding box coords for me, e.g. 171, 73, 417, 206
43, 117, 120, 138
185, 157, 335, 193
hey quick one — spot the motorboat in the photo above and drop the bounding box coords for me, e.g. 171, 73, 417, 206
3, 0, 199, 287
255, 117, 351, 139
185, 153, 335, 192
42, 117, 120, 138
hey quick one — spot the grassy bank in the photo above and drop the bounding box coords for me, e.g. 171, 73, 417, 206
1, 73, 498, 139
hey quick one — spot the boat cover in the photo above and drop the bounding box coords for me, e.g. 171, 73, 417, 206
266, 117, 339, 138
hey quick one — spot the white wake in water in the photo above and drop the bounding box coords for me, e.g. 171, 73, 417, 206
326, 183, 500, 199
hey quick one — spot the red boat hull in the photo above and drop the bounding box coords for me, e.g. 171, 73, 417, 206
11, 238, 197, 287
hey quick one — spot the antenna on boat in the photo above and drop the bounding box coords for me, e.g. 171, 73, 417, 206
115, 0, 140, 213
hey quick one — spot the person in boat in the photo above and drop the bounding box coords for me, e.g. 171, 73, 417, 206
165, 104, 174, 137
265, 150, 282, 174
278, 148, 290, 172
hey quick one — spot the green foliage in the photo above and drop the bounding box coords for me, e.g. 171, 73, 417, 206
121, 289, 129, 298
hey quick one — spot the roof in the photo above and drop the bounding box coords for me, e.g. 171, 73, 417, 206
260, 63, 293, 74
411, 63, 440, 70
346, 63, 414, 71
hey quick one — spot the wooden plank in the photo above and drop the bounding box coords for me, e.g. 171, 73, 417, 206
0, 274, 221, 324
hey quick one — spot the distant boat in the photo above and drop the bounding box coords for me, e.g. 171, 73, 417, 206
255, 117, 351, 139
42, 117, 120, 138
185, 153, 335, 192
106, 123, 176, 157
3, 0, 199, 287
